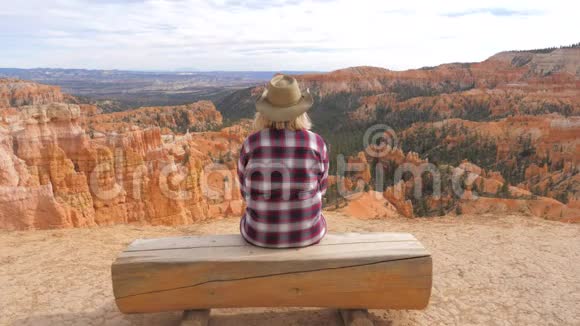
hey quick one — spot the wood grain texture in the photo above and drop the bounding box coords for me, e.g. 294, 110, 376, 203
112, 233, 432, 313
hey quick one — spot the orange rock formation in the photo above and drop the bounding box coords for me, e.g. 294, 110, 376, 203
0, 80, 245, 230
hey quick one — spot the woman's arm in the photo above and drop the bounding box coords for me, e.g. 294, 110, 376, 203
237, 140, 249, 200
319, 141, 329, 195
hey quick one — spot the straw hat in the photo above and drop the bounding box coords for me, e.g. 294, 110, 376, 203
255, 75, 313, 122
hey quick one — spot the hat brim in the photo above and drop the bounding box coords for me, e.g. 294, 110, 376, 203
255, 89, 313, 122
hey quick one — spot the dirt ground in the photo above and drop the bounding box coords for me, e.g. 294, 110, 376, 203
1, 213, 579, 326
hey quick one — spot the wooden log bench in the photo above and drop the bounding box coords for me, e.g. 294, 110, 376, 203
111, 232, 432, 325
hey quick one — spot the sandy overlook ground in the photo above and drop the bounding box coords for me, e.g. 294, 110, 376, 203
1, 213, 579, 326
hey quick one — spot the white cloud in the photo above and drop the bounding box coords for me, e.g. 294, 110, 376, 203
0, 0, 578, 70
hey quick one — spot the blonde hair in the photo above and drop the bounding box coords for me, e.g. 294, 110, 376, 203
253, 112, 312, 131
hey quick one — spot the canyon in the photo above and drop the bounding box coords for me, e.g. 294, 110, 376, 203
0, 80, 248, 229
220, 46, 580, 221
0, 45, 578, 230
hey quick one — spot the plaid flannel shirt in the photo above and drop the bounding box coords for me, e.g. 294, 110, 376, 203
238, 128, 329, 248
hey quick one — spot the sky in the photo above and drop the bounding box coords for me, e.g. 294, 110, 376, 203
0, 0, 578, 71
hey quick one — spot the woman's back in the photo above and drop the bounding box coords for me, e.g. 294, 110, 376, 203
238, 128, 329, 248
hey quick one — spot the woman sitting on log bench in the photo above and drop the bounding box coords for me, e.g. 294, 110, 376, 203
237, 74, 329, 248
111, 76, 432, 325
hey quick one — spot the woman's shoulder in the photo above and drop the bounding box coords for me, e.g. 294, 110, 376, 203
298, 130, 327, 152
303, 129, 325, 142
244, 129, 268, 144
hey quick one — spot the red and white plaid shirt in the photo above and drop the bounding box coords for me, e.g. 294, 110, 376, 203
238, 128, 329, 248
